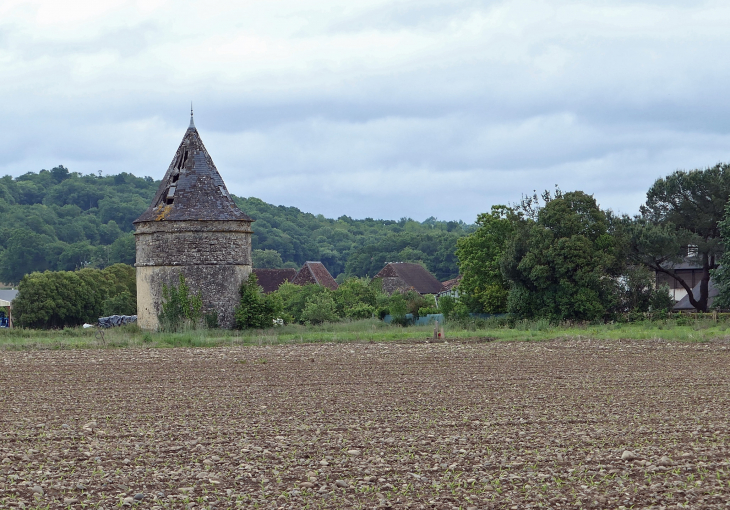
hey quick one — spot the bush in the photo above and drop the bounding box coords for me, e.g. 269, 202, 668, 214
301, 293, 339, 325
418, 307, 439, 316
388, 292, 408, 323
438, 295, 456, 320
405, 291, 432, 318
159, 274, 203, 332
204, 310, 219, 329
345, 303, 375, 320
235, 274, 283, 329
14, 263, 136, 329
333, 277, 377, 317
275, 282, 329, 323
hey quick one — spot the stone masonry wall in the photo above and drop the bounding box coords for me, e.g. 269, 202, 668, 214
135, 220, 252, 330
378, 276, 411, 295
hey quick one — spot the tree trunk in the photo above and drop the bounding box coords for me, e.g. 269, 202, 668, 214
653, 264, 706, 312
697, 253, 711, 312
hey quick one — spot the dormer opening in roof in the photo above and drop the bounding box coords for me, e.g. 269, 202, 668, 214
133, 112, 254, 330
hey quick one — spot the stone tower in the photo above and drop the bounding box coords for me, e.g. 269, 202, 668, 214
133, 113, 253, 330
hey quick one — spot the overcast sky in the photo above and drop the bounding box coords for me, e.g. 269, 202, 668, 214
2, 0, 730, 222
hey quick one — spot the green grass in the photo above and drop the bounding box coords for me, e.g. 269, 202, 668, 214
1, 316, 729, 350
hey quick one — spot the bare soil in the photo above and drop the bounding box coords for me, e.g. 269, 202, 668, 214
1, 339, 729, 509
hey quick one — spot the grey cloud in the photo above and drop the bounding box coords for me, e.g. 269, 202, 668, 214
3, 1, 730, 222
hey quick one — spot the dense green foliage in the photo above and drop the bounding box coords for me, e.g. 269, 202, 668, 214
13, 264, 136, 328
630, 164, 730, 311
234, 197, 469, 279
457, 190, 675, 321
270, 278, 434, 326
158, 274, 203, 332
711, 201, 730, 309
235, 274, 283, 329
0, 167, 155, 284
455, 206, 514, 313
501, 191, 624, 321
0, 168, 469, 284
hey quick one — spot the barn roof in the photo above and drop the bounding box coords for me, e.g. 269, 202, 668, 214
134, 113, 252, 223
253, 268, 297, 294
374, 262, 444, 294
291, 262, 339, 290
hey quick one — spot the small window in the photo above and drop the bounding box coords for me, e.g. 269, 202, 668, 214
167, 186, 176, 199
172, 174, 179, 183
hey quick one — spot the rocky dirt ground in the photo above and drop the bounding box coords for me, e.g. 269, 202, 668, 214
1, 339, 729, 509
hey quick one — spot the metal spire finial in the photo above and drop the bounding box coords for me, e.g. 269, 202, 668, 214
189, 102, 195, 129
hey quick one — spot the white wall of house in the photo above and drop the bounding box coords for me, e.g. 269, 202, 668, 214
665, 286, 688, 303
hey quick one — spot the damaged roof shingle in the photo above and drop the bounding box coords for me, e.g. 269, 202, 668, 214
134, 120, 252, 223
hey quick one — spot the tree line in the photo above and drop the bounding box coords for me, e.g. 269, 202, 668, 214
456, 164, 730, 319
0, 167, 467, 285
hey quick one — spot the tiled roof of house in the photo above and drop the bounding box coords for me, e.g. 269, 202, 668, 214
374, 262, 445, 294
252, 268, 297, 294
134, 114, 252, 223
291, 262, 339, 290
441, 275, 462, 291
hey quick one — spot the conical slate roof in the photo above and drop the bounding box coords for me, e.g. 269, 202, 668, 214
134, 115, 252, 223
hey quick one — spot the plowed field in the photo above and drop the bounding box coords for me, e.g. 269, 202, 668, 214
1, 339, 729, 509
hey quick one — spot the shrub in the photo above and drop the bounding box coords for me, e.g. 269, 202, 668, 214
345, 303, 375, 320
275, 282, 329, 323
405, 291, 432, 318
301, 293, 339, 325
235, 274, 283, 329
388, 292, 409, 326
333, 277, 377, 317
14, 263, 137, 329
204, 310, 219, 329
438, 295, 456, 320
159, 274, 203, 332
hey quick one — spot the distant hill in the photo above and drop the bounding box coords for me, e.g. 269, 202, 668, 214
0, 167, 471, 284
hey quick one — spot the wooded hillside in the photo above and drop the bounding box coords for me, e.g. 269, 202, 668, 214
0, 167, 469, 284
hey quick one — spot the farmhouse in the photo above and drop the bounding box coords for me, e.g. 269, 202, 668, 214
373, 262, 444, 295
133, 112, 253, 329
438, 274, 462, 300
291, 261, 339, 290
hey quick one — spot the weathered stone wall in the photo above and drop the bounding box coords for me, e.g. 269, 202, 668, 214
135, 220, 252, 330
378, 277, 410, 295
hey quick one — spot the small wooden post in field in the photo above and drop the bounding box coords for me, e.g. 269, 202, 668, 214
434, 320, 439, 340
